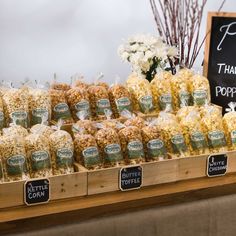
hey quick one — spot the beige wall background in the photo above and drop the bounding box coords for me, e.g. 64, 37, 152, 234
0, 0, 235, 84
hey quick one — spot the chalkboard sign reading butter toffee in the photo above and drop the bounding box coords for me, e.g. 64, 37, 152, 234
24, 179, 50, 206
207, 154, 228, 177
119, 166, 142, 191
204, 12, 236, 114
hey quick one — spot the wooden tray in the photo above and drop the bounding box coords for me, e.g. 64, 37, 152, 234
81, 151, 236, 195
0, 164, 87, 209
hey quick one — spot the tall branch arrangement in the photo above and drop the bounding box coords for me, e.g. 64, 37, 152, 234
149, 0, 226, 69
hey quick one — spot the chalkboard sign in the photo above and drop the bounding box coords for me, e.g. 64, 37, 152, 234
24, 179, 50, 206
119, 166, 142, 191
204, 12, 236, 114
207, 153, 228, 177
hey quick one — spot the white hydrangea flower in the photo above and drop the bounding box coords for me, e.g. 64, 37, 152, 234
118, 34, 178, 75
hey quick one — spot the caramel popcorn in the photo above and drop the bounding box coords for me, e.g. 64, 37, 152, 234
87, 85, 112, 120
50, 89, 73, 124
118, 126, 145, 164
141, 123, 167, 161
74, 134, 101, 169
66, 87, 91, 121
108, 84, 133, 118
72, 120, 97, 139
95, 128, 124, 167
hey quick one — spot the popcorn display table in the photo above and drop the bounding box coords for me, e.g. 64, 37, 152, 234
1, 173, 236, 236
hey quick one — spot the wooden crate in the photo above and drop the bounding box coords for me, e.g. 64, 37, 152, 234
0, 164, 87, 209
85, 151, 236, 195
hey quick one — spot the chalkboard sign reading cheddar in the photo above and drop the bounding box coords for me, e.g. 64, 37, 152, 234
204, 12, 236, 114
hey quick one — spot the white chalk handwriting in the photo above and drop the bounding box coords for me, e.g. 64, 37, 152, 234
217, 22, 236, 51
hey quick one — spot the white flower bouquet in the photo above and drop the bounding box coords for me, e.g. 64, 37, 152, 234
118, 34, 178, 81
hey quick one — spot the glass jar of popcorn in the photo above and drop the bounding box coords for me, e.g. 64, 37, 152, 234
50, 89, 74, 124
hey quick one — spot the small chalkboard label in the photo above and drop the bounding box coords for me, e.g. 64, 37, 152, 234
24, 179, 50, 206
207, 154, 228, 177
119, 165, 142, 191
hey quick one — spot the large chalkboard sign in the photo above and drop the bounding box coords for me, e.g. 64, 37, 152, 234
204, 12, 236, 114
